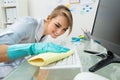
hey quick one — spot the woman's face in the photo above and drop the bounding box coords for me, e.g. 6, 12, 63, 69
46, 15, 68, 38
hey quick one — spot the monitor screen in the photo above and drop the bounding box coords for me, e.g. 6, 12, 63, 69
89, 0, 120, 72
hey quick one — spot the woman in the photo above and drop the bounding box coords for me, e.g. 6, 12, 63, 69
0, 5, 73, 62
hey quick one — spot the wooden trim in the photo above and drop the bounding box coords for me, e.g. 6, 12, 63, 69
36, 69, 49, 80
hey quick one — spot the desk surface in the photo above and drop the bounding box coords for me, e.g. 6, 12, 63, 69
3, 40, 120, 80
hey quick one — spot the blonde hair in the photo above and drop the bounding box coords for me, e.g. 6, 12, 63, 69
49, 5, 73, 35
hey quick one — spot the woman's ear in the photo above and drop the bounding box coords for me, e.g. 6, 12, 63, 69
46, 15, 50, 20
45, 15, 51, 23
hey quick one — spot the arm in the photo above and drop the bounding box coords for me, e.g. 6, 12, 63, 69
0, 45, 10, 62
0, 42, 70, 62
0, 17, 38, 45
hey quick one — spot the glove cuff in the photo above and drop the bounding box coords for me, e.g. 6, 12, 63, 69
7, 43, 33, 60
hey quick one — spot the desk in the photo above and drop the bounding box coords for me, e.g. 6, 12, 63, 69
3, 40, 120, 80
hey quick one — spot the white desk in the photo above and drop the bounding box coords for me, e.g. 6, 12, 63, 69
3, 40, 120, 80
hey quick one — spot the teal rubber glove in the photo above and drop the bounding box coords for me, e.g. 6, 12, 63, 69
8, 42, 70, 60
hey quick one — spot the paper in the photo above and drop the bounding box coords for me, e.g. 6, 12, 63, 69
27, 50, 74, 67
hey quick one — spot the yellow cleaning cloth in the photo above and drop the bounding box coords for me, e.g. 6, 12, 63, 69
27, 50, 74, 67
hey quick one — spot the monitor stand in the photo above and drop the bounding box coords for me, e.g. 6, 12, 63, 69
89, 51, 120, 72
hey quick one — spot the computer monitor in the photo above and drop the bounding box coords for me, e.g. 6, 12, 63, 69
89, 0, 120, 72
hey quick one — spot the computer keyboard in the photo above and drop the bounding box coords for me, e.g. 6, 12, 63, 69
40, 49, 82, 70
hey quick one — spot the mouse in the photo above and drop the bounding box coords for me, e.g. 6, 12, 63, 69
74, 72, 109, 80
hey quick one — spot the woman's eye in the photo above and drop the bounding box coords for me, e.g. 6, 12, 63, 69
63, 28, 67, 31
55, 24, 60, 28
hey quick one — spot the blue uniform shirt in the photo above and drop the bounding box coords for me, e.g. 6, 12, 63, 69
0, 16, 47, 45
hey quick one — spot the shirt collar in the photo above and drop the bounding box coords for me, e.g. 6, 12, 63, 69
35, 19, 45, 42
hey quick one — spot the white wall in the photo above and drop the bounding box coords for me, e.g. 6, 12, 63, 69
28, 0, 69, 18
28, 0, 48, 19
28, 0, 99, 41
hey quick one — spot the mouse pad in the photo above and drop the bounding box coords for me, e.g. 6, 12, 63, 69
27, 50, 74, 67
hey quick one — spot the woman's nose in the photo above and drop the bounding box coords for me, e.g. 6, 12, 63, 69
56, 29, 63, 35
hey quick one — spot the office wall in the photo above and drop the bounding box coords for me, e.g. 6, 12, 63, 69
28, 0, 99, 41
